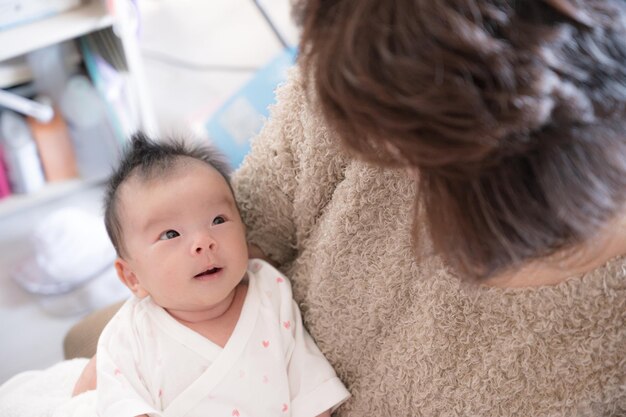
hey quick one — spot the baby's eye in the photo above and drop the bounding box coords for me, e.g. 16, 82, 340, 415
159, 229, 180, 240
213, 216, 226, 225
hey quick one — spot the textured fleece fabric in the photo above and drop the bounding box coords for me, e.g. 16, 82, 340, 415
232, 67, 626, 417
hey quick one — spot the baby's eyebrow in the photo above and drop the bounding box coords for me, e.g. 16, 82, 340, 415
139, 197, 235, 232
140, 216, 170, 233
138, 208, 181, 233
208, 194, 237, 210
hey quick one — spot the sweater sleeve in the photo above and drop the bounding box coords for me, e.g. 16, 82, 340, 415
232, 67, 305, 267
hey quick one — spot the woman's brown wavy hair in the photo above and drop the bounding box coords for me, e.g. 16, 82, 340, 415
295, 0, 626, 279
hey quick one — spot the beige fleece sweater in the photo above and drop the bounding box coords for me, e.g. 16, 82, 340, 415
233, 68, 626, 417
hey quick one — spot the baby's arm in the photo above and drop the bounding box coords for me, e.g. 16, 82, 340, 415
72, 354, 97, 396
72, 355, 151, 417
96, 301, 161, 417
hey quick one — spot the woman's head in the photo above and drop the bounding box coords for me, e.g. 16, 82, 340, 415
296, 0, 626, 279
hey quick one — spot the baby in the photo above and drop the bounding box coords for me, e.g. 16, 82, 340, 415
96, 133, 350, 417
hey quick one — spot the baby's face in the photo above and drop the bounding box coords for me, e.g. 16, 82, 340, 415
114, 158, 249, 321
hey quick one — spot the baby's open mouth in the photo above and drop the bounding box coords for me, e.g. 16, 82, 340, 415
194, 267, 221, 278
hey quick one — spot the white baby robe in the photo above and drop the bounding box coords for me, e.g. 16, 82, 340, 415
96, 259, 350, 417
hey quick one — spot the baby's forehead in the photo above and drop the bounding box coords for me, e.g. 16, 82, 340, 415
134, 155, 199, 179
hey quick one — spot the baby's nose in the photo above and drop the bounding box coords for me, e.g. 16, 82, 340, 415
192, 233, 217, 254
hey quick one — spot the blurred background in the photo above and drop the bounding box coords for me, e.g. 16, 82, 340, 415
0, 0, 299, 384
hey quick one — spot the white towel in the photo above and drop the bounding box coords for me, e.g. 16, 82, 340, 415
0, 358, 97, 417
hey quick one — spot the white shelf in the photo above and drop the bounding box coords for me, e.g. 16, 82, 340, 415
0, 176, 106, 219
0, 1, 114, 62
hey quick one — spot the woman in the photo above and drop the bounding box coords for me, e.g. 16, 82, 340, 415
67, 0, 626, 415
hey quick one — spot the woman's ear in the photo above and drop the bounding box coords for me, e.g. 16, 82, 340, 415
115, 258, 149, 298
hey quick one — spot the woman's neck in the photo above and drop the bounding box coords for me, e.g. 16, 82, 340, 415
485, 218, 626, 288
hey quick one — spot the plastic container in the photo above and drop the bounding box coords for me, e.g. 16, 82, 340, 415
60, 75, 120, 180
26, 43, 73, 105
10, 207, 128, 316
0, 110, 45, 194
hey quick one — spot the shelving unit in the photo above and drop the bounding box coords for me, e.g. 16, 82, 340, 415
0, 0, 155, 218
0, 52, 82, 90
0, 176, 104, 218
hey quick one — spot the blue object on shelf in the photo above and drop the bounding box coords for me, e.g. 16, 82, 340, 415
206, 47, 297, 168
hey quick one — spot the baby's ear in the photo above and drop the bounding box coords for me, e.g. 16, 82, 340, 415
115, 258, 149, 298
